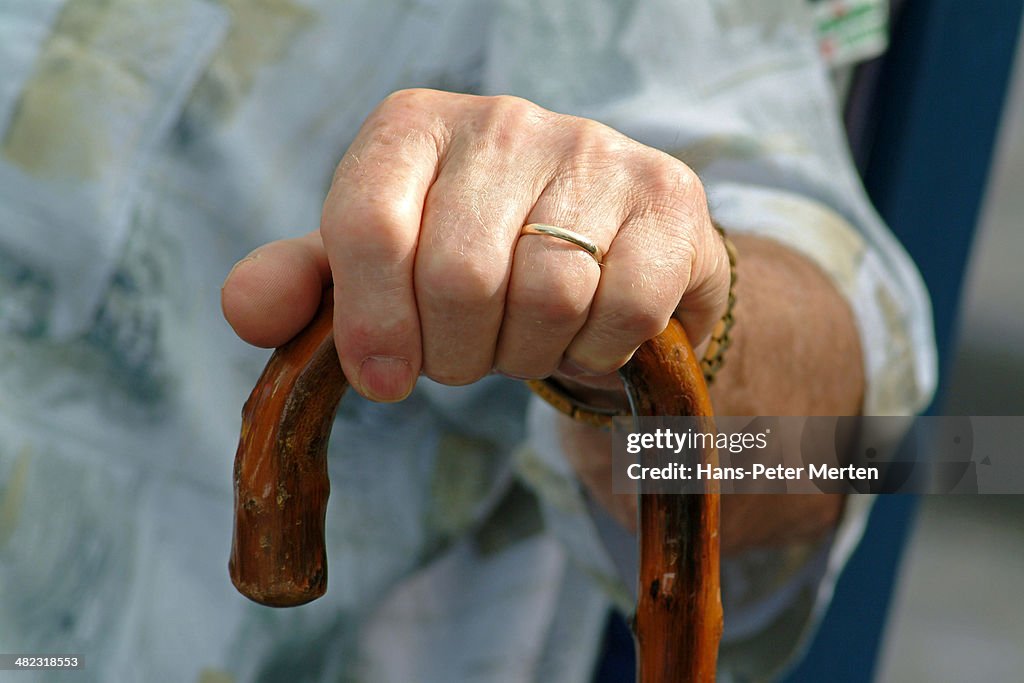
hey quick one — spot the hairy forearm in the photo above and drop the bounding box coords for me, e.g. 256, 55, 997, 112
557, 233, 865, 555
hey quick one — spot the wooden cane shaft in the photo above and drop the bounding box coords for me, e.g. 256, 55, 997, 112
621, 320, 722, 682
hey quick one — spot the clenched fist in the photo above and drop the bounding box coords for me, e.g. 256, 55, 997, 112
222, 89, 730, 404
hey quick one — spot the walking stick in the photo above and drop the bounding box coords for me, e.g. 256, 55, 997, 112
623, 322, 722, 682
229, 291, 723, 681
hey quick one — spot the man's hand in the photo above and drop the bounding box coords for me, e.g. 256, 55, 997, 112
221, 89, 729, 403
221, 89, 866, 554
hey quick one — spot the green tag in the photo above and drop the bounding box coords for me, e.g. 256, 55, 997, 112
813, 0, 889, 66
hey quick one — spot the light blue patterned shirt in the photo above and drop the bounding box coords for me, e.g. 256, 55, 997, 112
0, 1, 931, 681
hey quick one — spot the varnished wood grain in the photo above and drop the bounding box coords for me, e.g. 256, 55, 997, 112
621, 319, 722, 682
230, 298, 722, 681
229, 294, 344, 607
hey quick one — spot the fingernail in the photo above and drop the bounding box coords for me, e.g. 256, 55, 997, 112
222, 250, 261, 289
557, 358, 594, 377
496, 369, 532, 380
358, 356, 414, 402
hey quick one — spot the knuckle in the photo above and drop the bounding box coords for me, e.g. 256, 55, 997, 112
478, 95, 546, 147
323, 197, 415, 261
417, 253, 502, 309
356, 90, 447, 158
488, 94, 543, 123
378, 87, 432, 113
337, 313, 416, 354
564, 118, 629, 172
627, 159, 708, 254
507, 275, 589, 326
575, 115, 613, 138
635, 157, 704, 215
598, 299, 669, 343
365, 123, 437, 152
570, 117, 620, 152
353, 117, 441, 166
366, 90, 424, 133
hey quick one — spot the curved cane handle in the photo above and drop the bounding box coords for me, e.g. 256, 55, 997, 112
228, 294, 343, 606
229, 291, 722, 680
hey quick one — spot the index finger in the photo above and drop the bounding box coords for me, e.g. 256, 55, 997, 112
320, 90, 447, 402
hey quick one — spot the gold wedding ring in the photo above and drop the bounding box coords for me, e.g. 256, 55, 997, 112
520, 223, 604, 265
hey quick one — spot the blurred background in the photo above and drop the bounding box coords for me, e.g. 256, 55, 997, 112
876, 18, 1024, 682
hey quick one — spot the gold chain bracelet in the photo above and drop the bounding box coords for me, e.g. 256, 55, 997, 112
699, 224, 737, 386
